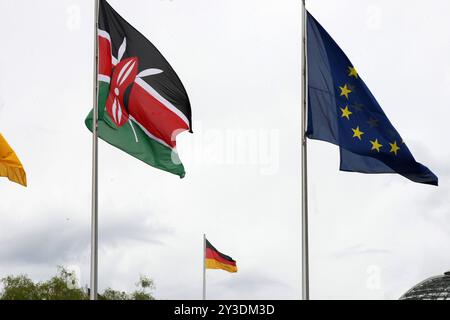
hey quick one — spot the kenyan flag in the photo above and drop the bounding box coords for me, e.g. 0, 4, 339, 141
85, 0, 192, 178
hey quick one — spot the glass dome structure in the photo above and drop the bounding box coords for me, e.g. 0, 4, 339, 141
400, 271, 450, 300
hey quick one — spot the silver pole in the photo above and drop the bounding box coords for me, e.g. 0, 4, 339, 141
203, 234, 206, 300
301, 0, 310, 300
90, 0, 100, 301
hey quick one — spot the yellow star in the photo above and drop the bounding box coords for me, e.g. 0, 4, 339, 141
348, 66, 358, 78
339, 84, 352, 99
370, 139, 383, 152
390, 141, 400, 155
340, 106, 353, 120
352, 126, 364, 140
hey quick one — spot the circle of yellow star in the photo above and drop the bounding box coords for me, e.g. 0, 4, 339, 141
370, 139, 383, 152
348, 66, 358, 79
390, 141, 400, 155
352, 126, 364, 140
339, 84, 352, 99
340, 106, 353, 120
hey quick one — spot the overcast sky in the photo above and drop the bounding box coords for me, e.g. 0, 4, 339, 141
0, 0, 449, 300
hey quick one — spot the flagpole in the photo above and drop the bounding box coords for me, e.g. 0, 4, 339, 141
90, 0, 100, 301
203, 234, 206, 300
301, 0, 310, 300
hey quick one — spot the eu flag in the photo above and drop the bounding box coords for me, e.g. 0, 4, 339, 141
306, 12, 438, 186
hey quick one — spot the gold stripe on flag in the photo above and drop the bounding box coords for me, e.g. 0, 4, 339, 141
205, 259, 238, 273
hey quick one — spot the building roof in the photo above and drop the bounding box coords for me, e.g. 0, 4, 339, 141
400, 272, 450, 300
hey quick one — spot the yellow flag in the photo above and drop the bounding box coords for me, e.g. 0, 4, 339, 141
0, 133, 26, 187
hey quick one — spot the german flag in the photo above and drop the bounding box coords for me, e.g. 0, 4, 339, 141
205, 239, 237, 273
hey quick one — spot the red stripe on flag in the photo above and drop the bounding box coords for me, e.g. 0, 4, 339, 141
128, 83, 189, 148
206, 248, 236, 267
99, 36, 112, 77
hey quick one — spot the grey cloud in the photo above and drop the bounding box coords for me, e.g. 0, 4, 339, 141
333, 244, 391, 259
0, 210, 172, 265
218, 272, 291, 295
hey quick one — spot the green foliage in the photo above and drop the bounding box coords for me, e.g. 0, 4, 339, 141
0, 267, 155, 300
132, 276, 155, 300
38, 266, 87, 300
1, 275, 40, 300
99, 275, 155, 300
99, 288, 130, 300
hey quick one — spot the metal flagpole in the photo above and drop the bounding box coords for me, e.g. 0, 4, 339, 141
301, 0, 310, 301
203, 234, 207, 300
90, 0, 100, 301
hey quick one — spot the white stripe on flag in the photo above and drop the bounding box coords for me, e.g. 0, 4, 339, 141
98, 74, 111, 83
98, 29, 111, 42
